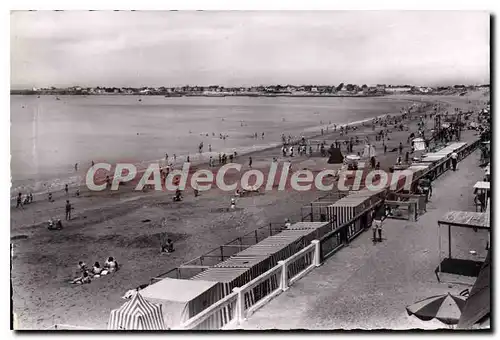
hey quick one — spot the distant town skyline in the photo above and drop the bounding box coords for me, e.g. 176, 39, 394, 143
11, 11, 490, 89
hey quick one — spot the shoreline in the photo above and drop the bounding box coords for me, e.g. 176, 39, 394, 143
10, 97, 432, 200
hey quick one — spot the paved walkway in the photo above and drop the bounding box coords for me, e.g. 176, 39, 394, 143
236, 149, 488, 330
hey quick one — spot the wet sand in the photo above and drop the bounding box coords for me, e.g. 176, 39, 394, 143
10, 92, 488, 329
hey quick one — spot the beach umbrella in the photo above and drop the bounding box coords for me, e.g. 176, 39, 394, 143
108, 292, 166, 330
406, 293, 466, 325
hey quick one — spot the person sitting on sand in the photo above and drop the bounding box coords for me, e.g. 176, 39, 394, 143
173, 188, 183, 202
165, 239, 175, 253
72, 271, 91, 285
93, 262, 102, 276
47, 218, 63, 230
104, 257, 119, 273
78, 261, 88, 273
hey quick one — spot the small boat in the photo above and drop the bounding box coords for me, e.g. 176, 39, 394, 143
56, 97, 61, 100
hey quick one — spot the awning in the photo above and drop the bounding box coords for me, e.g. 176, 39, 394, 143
457, 250, 491, 329
473, 181, 490, 190
438, 211, 490, 230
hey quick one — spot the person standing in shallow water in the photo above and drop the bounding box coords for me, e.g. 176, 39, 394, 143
16, 192, 23, 208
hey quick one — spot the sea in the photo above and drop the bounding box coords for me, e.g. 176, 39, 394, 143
10, 95, 417, 197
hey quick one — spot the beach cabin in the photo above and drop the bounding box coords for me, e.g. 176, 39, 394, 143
328, 195, 372, 238
285, 221, 333, 239
139, 278, 220, 329
190, 267, 251, 329
215, 229, 318, 286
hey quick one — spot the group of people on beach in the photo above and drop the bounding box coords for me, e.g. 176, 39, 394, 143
71, 257, 119, 284
16, 192, 33, 208
208, 152, 238, 167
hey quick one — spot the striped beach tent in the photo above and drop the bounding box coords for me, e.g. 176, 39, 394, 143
108, 292, 166, 330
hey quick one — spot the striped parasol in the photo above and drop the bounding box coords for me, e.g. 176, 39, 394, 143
108, 292, 166, 330
406, 293, 467, 325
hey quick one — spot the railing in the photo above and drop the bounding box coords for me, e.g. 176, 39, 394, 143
385, 200, 418, 221
319, 200, 382, 262
151, 223, 288, 282
284, 240, 319, 287
178, 291, 239, 330
300, 192, 347, 222
179, 241, 320, 330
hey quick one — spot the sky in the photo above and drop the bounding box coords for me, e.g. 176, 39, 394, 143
10, 11, 490, 89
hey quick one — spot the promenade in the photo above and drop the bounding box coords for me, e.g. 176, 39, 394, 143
236, 148, 488, 330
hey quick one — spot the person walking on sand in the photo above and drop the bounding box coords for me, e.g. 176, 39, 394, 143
248, 156, 253, 168
65, 200, 72, 220
451, 151, 458, 171
165, 153, 169, 161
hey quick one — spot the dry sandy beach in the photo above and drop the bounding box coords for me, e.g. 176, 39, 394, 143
10, 92, 488, 329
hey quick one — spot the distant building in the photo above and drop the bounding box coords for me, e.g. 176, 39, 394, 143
385, 86, 412, 93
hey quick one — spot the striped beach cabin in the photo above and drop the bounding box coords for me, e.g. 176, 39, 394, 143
108, 293, 166, 330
